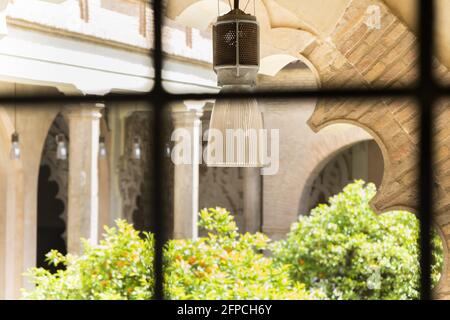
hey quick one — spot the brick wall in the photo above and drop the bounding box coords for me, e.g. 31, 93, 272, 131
303, 0, 450, 298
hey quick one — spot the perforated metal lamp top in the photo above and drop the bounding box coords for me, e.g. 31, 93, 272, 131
216, 8, 257, 22
213, 8, 260, 86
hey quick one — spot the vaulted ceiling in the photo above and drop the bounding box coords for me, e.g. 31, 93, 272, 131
167, 0, 450, 68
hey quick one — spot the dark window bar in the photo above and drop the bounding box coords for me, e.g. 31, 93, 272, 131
0, 0, 443, 300
418, 0, 433, 301
152, 0, 165, 301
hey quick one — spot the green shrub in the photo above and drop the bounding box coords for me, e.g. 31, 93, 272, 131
166, 208, 321, 299
23, 182, 444, 300
23, 221, 154, 300
272, 180, 444, 300
23, 208, 318, 300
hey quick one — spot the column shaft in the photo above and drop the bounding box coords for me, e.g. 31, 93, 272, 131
243, 167, 262, 233
172, 104, 203, 239
66, 104, 103, 254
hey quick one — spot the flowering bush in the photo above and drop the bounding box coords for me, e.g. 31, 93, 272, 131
272, 181, 444, 300
23, 221, 154, 300
166, 208, 320, 299
23, 208, 318, 300
23, 182, 444, 300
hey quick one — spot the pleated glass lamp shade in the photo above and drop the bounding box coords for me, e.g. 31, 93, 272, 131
206, 92, 264, 167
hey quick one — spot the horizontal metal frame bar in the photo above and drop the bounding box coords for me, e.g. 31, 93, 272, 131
0, 86, 449, 105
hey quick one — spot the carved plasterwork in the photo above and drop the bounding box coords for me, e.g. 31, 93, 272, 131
40, 114, 69, 243
118, 111, 152, 230
308, 148, 352, 212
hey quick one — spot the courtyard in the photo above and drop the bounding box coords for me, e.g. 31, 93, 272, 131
0, 0, 449, 300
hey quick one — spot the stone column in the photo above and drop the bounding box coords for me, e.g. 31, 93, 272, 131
65, 104, 103, 254
243, 168, 262, 233
171, 102, 204, 239
352, 141, 369, 182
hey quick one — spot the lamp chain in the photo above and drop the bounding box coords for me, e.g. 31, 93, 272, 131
14, 83, 17, 133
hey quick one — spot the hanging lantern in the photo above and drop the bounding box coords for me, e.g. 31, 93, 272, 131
56, 134, 68, 160
10, 132, 20, 160
206, 87, 264, 167
213, 0, 259, 86
132, 136, 142, 160
207, 0, 264, 167
10, 85, 20, 161
99, 136, 107, 158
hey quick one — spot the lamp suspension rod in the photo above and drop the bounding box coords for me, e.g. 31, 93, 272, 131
234, 0, 239, 9
243, 0, 251, 12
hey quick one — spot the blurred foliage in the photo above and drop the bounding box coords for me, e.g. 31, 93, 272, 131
23, 208, 319, 300
272, 180, 444, 300
23, 221, 154, 300
166, 208, 321, 299
23, 181, 444, 300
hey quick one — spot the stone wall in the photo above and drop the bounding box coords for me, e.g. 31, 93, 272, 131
5, 0, 212, 64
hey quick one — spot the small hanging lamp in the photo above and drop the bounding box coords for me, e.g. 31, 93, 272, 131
132, 136, 142, 160
207, 0, 264, 167
10, 132, 20, 160
10, 84, 20, 160
99, 136, 107, 158
56, 134, 68, 160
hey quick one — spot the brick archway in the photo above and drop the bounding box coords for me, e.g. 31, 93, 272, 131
301, 0, 450, 298
173, 0, 450, 298
0, 97, 60, 298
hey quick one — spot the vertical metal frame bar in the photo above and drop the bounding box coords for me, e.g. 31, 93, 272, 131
418, 0, 435, 300
151, 0, 165, 300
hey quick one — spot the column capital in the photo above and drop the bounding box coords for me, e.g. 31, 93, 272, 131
64, 103, 104, 120
184, 100, 209, 111
171, 103, 204, 127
